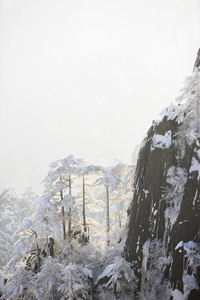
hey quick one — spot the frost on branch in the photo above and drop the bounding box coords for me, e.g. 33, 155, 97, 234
95, 257, 137, 299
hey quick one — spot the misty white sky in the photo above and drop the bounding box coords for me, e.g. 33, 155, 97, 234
0, 0, 200, 193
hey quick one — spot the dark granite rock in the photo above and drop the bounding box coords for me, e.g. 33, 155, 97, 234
125, 68, 200, 299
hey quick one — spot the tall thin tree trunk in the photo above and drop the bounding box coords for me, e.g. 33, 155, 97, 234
36, 243, 40, 272
83, 175, 87, 233
82, 175, 88, 244
68, 175, 72, 239
119, 211, 121, 229
33, 231, 41, 272
60, 187, 66, 239
106, 185, 110, 246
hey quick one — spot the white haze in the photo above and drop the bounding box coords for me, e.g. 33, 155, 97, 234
0, 0, 200, 193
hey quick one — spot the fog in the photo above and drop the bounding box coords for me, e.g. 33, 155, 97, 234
0, 0, 200, 193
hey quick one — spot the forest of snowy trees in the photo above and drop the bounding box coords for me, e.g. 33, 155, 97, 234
0, 156, 135, 299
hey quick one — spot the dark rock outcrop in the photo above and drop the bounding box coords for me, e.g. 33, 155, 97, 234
125, 61, 200, 299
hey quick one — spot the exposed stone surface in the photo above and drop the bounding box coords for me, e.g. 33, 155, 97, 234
125, 68, 200, 299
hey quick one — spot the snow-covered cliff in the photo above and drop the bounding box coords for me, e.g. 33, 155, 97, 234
125, 58, 200, 299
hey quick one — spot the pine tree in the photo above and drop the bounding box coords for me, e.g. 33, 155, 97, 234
76, 164, 104, 244
95, 163, 129, 246
42, 155, 84, 240
0, 187, 36, 268
95, 257, 137, 299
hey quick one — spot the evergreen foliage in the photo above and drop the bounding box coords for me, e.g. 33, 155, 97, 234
1, 158, 134, 299
0, 187, 37, 268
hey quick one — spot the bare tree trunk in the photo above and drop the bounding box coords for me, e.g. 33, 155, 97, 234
82, 175, 89, 244
68, 175, 72, 239
60, 187, 66, 239
119, 211, 121, 229
33, 231, 41, 272
83, 175, 87, 233
36, 243, 40, 271
106, 185, 110, 246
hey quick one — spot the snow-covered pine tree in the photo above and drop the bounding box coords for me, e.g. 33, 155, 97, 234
174, 68, 200, 157
42, 155, 84, 241
57, 262, 93, 300
0, 188, 22, 268
1, 190, 64, 299
95, 256, 137, 300
0, 187, 36, 268
76, 164, 105, 244
95, 163, 131, 246
30, 257, 93, 300
110, 164, 135, 246
20, 187, 38, 218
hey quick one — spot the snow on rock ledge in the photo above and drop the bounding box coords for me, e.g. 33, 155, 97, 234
150, 130, 172, 151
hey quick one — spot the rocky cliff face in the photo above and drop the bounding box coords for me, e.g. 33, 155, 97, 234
125, 65, 200, 299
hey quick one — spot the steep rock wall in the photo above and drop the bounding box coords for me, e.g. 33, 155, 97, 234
125, 70, 200, 299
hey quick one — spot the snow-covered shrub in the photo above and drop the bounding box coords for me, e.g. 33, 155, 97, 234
175, 241, 200, 298
174, 71, 200, 157
1, 266, 36, 300
33, 258, 92, 300
58, 262, 93, 300
139, 239, 171, 300
95, 257, 137, 299
1, 191, 64, 299
163, 166, 187, 228
2, 258, 93, 300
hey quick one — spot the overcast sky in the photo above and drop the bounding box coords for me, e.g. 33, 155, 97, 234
0, 0, 200, 193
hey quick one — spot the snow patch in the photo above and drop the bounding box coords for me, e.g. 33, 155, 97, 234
184, 241, 197, 252
197, 149, 200, 159
151, 130, 172, 151
153, 209, 157, 216
189, 157, 200, 180
175, 241, 184, 250
164, 167, 187, 228
175, 240, 197, 252
84, 268, 93, 278
143, 189, 149, 198
193, 189, 199, 206
154, 103, 174, 124
136, 236, 140, 253
171, 289, 185, 300
0, 272, 5, 293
